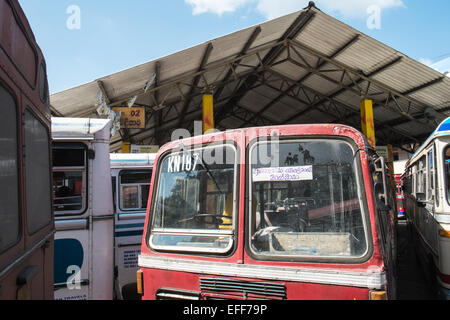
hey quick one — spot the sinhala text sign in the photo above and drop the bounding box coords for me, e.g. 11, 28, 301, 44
112, 107, 145, 129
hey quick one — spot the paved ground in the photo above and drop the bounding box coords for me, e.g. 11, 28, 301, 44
396, 219, 435, 300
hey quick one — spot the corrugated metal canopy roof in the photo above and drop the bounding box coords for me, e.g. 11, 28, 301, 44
50, 3, 450, 153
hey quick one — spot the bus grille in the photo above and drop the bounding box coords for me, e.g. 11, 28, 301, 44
200, 278, 286, 300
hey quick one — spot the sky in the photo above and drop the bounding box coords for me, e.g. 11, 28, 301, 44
18, 0, 450, 94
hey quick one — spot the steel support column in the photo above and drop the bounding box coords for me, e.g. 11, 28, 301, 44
360, 99, 376, 148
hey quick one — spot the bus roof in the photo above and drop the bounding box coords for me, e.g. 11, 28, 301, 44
408, 117, 450, 165
436, 118, 450, 134
51, 117, 111, 140
156, 123, 371, 157
110, 153, 157, 168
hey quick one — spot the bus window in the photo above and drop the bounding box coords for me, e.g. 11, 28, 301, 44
38, 63, 48, 104
416, 156, 426, 201
406, 168, 412, 194
0, 0, 37, 87
149, 145, 236, 254
111, 176, 117, 211
435, 145, 439, 207
444, 146, 450, 205
0, 83, 20, 253
52, 143, 86, 214
249, 140, 368, 260
24, 110, 52, 234
427, 150, 434, 202
119, 170, 152, 211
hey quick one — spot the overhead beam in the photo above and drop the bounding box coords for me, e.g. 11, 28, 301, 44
262, 68, 420, 143
401, 76, 445, 96
213, 26, 262, 103
214, 9, 316, 125
212, 67, 419, 147
324, 56, 403, 102
301, 56, 403, 117
288, 38, 444, 118
367, 75, 446, 119
72, 39, 291, 120
104, 66, 266, 138
96, 80, 111, 104
102, 39, 284, 112
276, 44, 447, 129
297, 34, 360, 85
153, 61, 163, 145
97, 79, 134, 142
241, 35, 360, 126
111, 107, 204, 148
218, 103, 276, 128
213, 66, 425, 146
177, 42, 214, 128
284, 55, 405, 121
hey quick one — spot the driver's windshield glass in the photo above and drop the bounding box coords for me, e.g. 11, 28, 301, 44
150, 145, 236, 253
249, 140, 368, 260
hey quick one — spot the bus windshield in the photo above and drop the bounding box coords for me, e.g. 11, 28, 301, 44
150, 144, 237, 253
249, 139, 369, 260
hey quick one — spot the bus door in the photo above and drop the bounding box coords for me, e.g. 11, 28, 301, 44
53, 142, 90, 300
373, 156, 397, 299
113, 169, 151, 300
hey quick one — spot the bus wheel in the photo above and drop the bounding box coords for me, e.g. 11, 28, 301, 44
122, 283, 141, 300
428, 257, 439, 299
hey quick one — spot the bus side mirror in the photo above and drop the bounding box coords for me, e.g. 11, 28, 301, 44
373, 157, 389, 207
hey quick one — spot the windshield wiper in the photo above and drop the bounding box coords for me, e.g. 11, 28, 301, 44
197, 156, 224, 194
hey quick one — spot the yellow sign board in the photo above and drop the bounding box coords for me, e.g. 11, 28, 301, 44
112, 107, 145, 129
122, 142, 131, 153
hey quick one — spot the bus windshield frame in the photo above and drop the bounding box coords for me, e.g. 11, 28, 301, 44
246, 137, 372, 264
148, 143, 239, 255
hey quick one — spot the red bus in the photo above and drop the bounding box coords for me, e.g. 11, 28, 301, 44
138, 124, 397, 300
0, 0, 54, 300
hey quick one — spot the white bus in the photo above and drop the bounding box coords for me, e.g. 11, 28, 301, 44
403, 117, 450, 299
110, 153, 156, 300
52, 117, 114, 300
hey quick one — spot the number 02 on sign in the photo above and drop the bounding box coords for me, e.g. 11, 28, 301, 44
112, 107, 146, 129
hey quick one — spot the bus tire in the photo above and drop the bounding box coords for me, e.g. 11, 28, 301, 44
122, 283, 141, 300
427, 257, 439, 299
